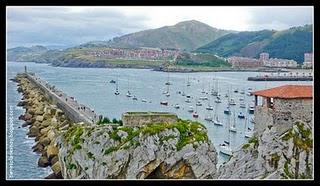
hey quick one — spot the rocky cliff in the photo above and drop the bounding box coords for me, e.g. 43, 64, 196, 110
218, 121, 313, 179
56, 120, 218, 179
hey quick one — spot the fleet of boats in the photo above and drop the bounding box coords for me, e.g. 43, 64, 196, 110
111, 73, 257, 157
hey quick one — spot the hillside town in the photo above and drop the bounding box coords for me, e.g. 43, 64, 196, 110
85, 47, 181, 61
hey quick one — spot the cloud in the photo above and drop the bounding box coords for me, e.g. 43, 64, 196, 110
244, 6, 313, 30
7, 7, 151, 48
6, 6, 313, 48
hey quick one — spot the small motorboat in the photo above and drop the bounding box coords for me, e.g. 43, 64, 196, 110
114, 91, 120, 95
234, 89, 239, 93
109, 80, 116, 83
211, 91, 218, 96
182, 92, 186, 96
213, 119, 223, 126
196, 101, 202, 106
224, 107, 231, 115
239, 97, 244, 101
206, 106, 214, 110
165, 81, 171, 85
174, 104, 180, 109
229, 126, 237, 133
205, 116, 213, 121
185, 98, 191, 103
193, 112, 199, 118
126, 91, 132, 97
240, 90, 245, 94
220, 145, 232, 156
245, 131, 253, 138
229, 98, 236, 105
132, 96, 138, 100
186, 95, 191, 98
215, 97, 222, 103
240, 102, 246, 108
166, 92, 170, 97
160, 101, 168, 106
238, 112, 245, 119
199, 96, 208, 100
188, 106, 194, 112
141, 99, 147, 102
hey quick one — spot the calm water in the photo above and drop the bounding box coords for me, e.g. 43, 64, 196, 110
6, 61, 313, 179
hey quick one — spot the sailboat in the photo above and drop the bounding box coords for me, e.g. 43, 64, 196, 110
165, 72, 171, 85
213, 103, 223, 126
206, 97, 214, 110
228, 86, 236, 105
204, 109, 213, 121
220, 115, 233, 156
239, 101, 246, 108
229, 112, 237, 133
193, 102, 199, 118
187, 75, 191, 87
114, 75, 120, 95
165, 82, 170, 97
211, 78, 218, 96
248, 103, 255, 114
244, 116, 253, 138
126, 77, 132, 97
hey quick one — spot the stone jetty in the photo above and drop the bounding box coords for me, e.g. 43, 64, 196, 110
23, 72, 99, 124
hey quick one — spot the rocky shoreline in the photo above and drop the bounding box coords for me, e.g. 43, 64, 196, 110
16, 74, 72, 179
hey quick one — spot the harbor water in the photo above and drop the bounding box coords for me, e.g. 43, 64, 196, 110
6, 61, 313, 179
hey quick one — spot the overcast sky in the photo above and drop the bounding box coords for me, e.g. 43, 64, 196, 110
7, 6, 313, 48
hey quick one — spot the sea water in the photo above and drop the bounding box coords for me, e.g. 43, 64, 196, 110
6, 61, 313, 179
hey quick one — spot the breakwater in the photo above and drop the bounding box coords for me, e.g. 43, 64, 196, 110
247, 76, 313, 81
22, 72, 99, 125
15, 71, 102, 179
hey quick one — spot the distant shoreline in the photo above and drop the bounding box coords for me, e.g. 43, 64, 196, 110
8, 61, 311, 73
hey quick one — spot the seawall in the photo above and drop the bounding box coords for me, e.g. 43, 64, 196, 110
22, 73, 97, 125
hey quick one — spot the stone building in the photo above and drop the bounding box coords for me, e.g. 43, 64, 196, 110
122, 112, 178, 127
252, 85, 313, 135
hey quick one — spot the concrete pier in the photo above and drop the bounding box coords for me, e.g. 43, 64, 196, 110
21, 72, 99, 125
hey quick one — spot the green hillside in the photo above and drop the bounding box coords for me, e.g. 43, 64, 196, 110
105, 20, 234, 51
7, 45, 48, 62
195, 25, 313, 63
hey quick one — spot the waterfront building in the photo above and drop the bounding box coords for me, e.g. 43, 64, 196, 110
227, 56, 263, 68
252, 85, 312, 135
303, 52, 313, 68
263, 58, 298, 68
259, 52, 269, 61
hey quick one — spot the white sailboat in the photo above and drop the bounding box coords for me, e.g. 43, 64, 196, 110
187, 75, 191, 87
213, 103, 223, 126
114, 75, 120, 95
211, 78, 218, 96
220, 116, 232, 156
244, 116, 253, 138
126, 77, 132, 97
229, 112, 237, 133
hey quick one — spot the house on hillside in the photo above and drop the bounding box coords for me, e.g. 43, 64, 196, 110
252, 85, 313, 135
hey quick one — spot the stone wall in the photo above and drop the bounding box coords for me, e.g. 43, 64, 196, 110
254, 98, 313, 136
25, 74, 92, 124
122, 112, 178, 127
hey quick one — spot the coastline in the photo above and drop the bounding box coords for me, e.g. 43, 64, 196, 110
8, 61, 304, 73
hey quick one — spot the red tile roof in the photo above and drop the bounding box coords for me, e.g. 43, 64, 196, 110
252, 85, 312, 99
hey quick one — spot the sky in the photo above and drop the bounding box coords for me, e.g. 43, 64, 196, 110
7, 6, 313, 48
